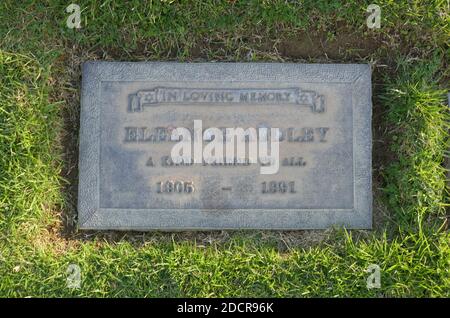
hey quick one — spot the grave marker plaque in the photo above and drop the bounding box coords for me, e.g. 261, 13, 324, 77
78, 62, 372, 230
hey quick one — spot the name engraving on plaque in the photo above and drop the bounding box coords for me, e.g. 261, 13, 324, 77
122, 126, 330, 143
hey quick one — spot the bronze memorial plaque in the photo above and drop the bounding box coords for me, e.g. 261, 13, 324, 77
78, 62, 372, 230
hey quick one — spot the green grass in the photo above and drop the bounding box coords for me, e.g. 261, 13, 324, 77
0, 0, 449, 297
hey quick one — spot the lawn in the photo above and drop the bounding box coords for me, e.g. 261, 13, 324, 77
0, 0, 449, 297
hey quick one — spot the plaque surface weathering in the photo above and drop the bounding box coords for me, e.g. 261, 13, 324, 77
78, 62, 372, 230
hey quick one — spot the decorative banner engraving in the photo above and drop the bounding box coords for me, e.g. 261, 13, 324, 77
129, 87, 325, 113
